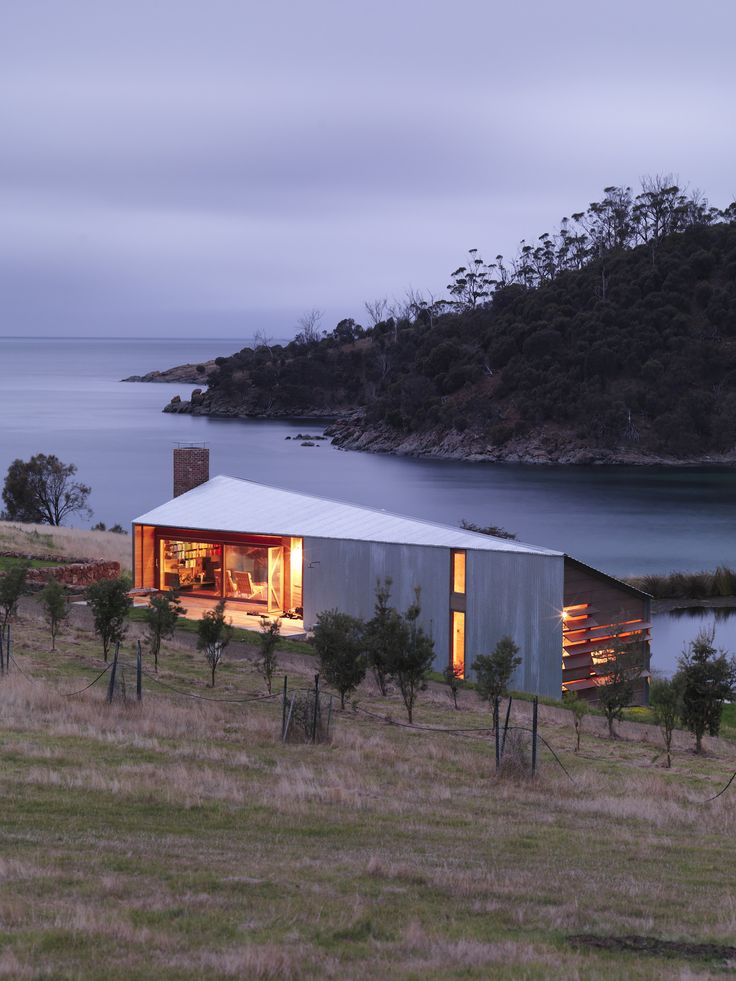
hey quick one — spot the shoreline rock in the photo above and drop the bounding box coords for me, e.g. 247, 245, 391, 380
160, 394, 736, 467
122, 360, 217, 384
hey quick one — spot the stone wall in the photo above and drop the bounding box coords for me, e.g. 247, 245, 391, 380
25, 561, 121, 589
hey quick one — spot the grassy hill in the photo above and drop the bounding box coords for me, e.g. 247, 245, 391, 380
1, 602, 735, 977
170, 218, 736, 464
0, 521, 131, 571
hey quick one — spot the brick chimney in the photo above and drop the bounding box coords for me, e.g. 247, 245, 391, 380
173, 445, 210, 497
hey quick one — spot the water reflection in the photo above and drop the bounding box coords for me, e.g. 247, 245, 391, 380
668, 606, 736, 619
651, 607, 736, 678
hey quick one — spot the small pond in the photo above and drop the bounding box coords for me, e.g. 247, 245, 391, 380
650, 607, 736, 678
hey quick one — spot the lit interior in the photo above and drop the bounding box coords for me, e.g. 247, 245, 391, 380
452, 550, 466, 594
157, 533, 304, 616
451, 610, 465, 678
290, 538, 303, 610
561, 601, 651, 696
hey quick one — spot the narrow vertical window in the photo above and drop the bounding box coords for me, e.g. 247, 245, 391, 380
452, 550, 466, 594
451, 610, 465, 678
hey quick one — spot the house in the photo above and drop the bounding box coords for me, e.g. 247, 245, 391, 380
131, 446, 651, 702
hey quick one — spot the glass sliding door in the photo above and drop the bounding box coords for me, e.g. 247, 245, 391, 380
223, 544, 284, 613
267, 547, 283, 612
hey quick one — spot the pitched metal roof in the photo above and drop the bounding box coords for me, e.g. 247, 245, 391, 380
133, 475, 561, 556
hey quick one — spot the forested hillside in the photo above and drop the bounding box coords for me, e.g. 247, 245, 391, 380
165, 181, 736, 462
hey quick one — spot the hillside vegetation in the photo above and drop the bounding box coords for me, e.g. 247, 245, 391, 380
2, 603, 736, 977
0, 521, 131, 571
167, 181, 736, 463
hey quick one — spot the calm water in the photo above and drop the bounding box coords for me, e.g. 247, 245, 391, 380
1, 337, 735, 667
651, 608, 736, 677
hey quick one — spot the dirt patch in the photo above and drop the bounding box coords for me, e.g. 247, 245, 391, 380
569, 933, 736, 962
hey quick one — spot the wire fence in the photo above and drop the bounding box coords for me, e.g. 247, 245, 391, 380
1, 621, 734, 800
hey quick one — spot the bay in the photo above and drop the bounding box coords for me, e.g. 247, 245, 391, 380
1, 336, 735, 670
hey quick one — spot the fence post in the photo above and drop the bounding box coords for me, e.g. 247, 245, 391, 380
312, 673, 320, 744
494, 696, 500, 771
6, 624, 11, 673
0, 624, 5, 674
326, 694, 333, 739
532, 696, 538, 776
281, 675, 288, 739
282, 693, 296, 743
501, 696, 513, 757
107, 643, 119, 704
136, 640, 142, 702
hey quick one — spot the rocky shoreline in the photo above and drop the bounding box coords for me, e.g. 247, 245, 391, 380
325, 417, 736, 465
122, 359, 217, 384
129, 359, 736, 467
162, 391, 736, 466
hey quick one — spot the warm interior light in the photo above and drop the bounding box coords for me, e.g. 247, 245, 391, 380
452, 551, 466, 594
451, 610, 465, 678
290, 538, 303, 609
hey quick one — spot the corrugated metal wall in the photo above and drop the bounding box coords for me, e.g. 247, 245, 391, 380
466, 551, 564, 699
303, 537, 564, 698
303, 538, 452, 666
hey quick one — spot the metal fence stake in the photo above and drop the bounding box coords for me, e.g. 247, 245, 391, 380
312, 674, 320, 744
501, 696, 513, 757
494, 697, 500, 770
532, 696, 539, 776
107, 644, 119, 704
281, 675, 288, 739
136, 641, 142, 701
282, 693, 296, 743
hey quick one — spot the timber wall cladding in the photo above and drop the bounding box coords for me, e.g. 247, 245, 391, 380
562, 559, 651, 699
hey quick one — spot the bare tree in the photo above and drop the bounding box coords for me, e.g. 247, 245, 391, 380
364, 298, 388, 326
294, 309, 323, 345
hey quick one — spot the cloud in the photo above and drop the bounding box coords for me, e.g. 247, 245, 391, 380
1, 0, 735, 335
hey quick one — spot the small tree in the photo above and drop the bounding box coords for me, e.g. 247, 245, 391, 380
257, 617, 281, 694
364, 578, 403, 696
596, 642, 645, 739
564, 691, 588, 752
2, 453, 91, 525
386, 588, 435, 724
649, 676, 682, 767
39, 577, 69, 651
197, 600, 233, 687
674, 629, 735, 754
0, 562, 30, 627
313, 609, 366, 709
86, 576, 131, 662
443, 664, 463, 709
144, 591, 186, 672
460, 519, 517, 541
472, 636, 522, 726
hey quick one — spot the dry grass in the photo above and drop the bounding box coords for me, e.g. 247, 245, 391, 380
0, 611, 735, 978
0, 520, 131, 570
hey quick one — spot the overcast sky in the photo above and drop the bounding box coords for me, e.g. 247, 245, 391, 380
2, 0, 735, 339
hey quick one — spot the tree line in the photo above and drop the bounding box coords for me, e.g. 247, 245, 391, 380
200, 177, 736, 460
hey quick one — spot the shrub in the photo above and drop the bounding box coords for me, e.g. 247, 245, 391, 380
196, 600, 233, 688
86, 576, 131, 662
39, 577, 69, 651
313, 610, 366, 709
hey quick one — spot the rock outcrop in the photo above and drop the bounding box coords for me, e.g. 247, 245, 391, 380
122, 360, 216, 384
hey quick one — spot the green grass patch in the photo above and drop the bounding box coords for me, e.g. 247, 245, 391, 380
0, 556, 65, 570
